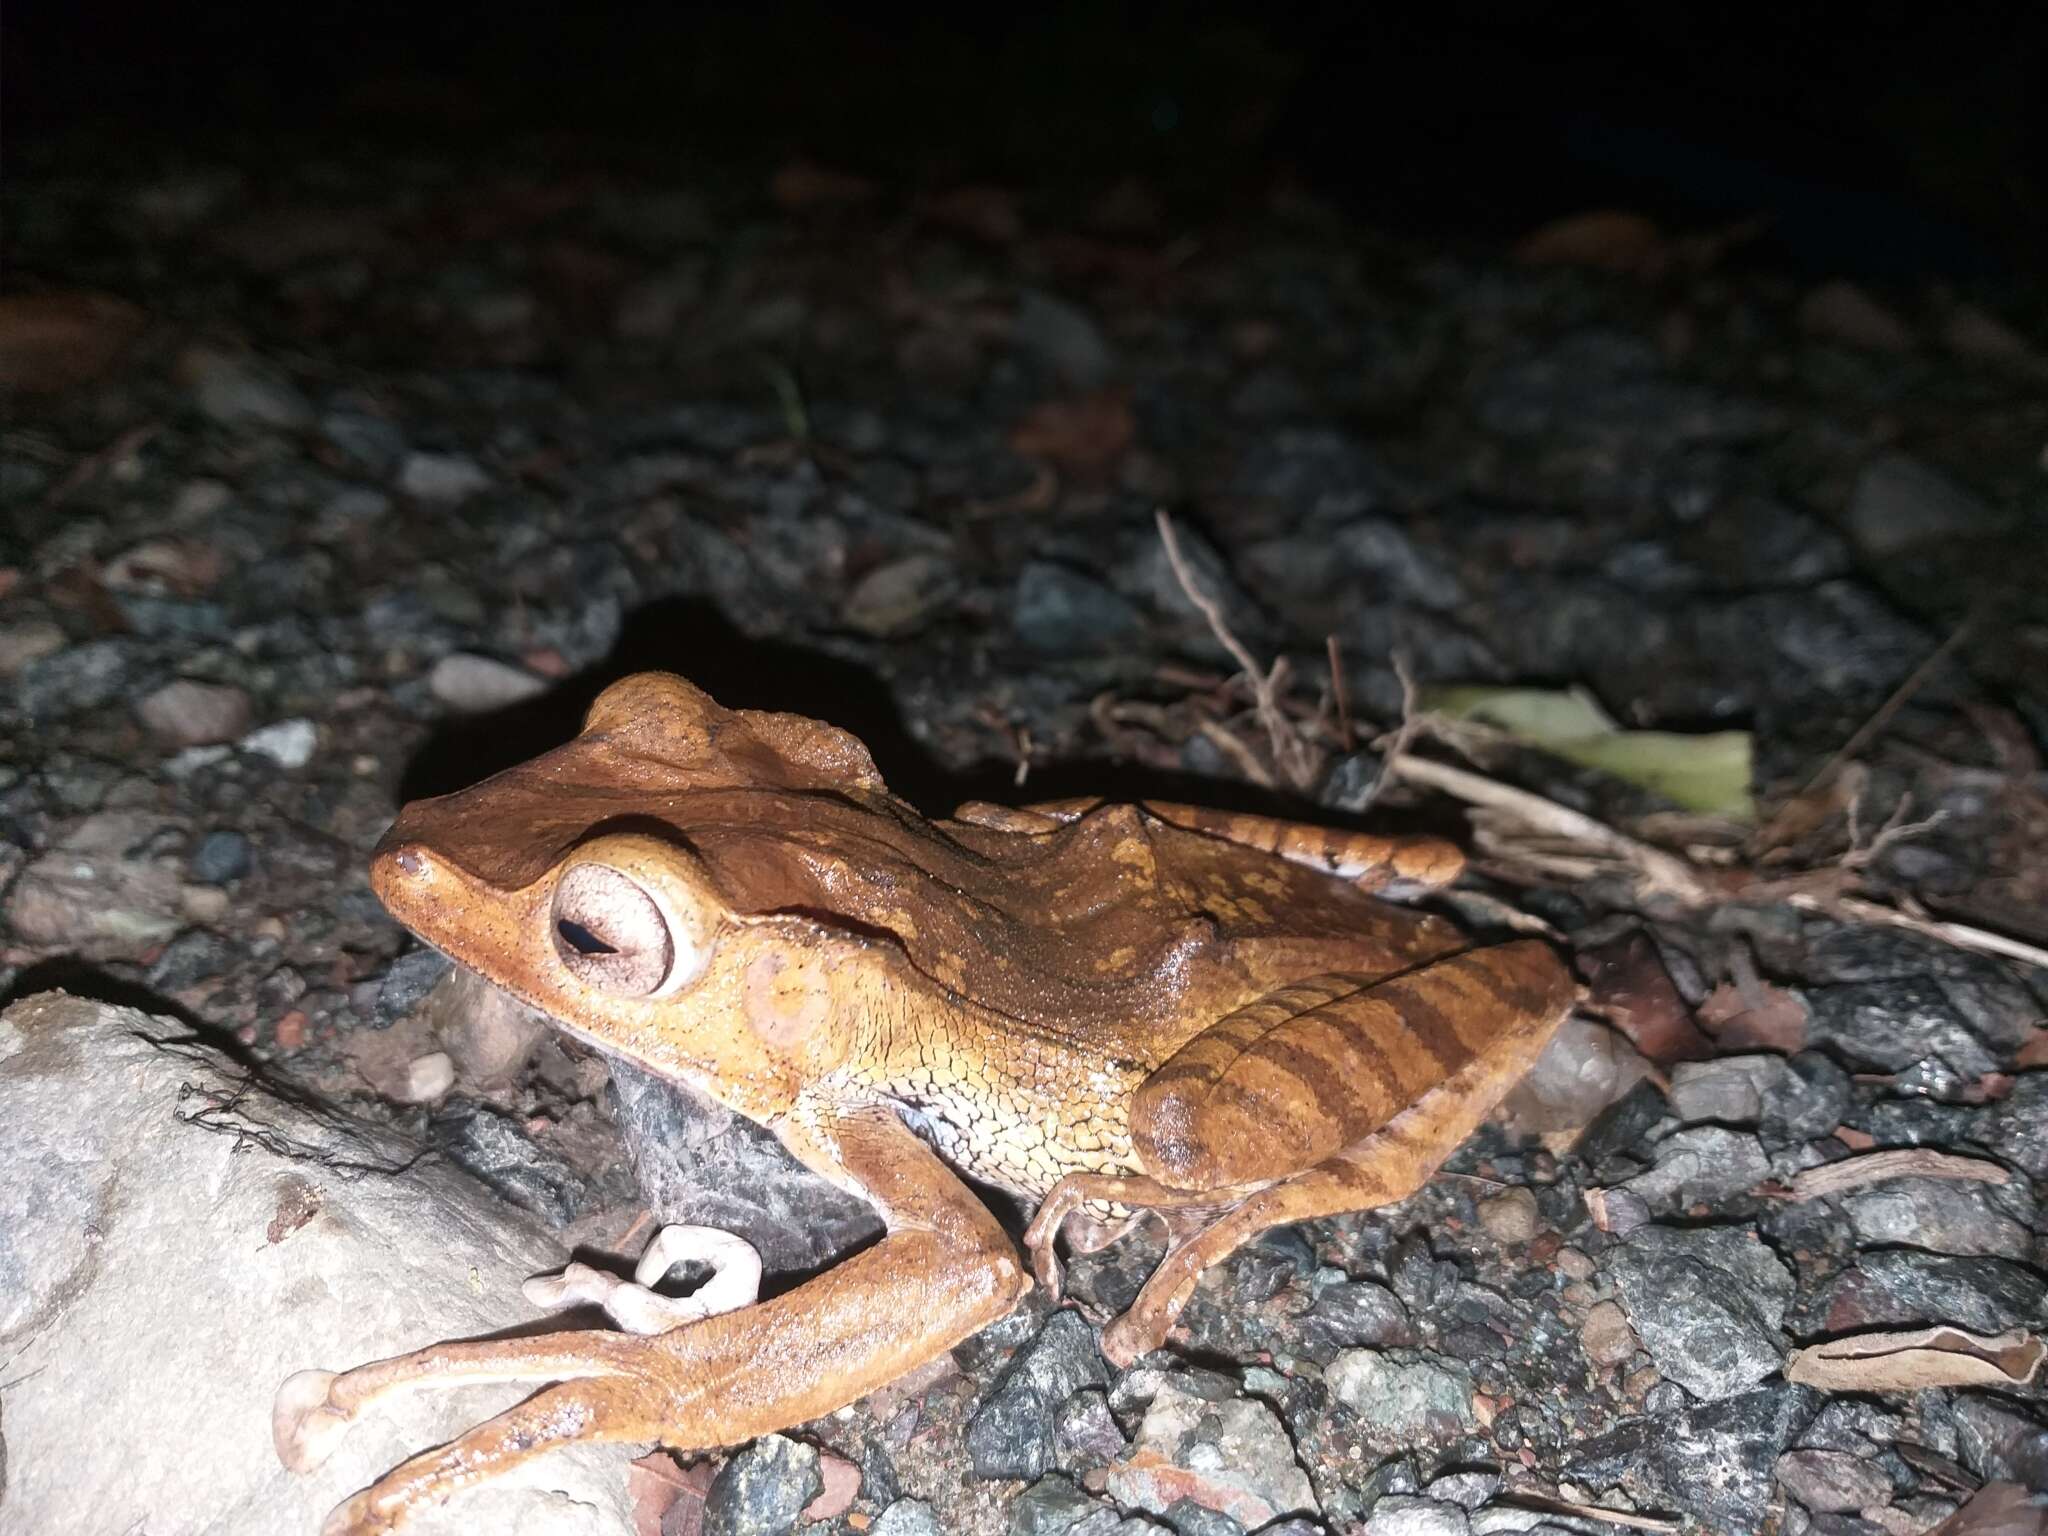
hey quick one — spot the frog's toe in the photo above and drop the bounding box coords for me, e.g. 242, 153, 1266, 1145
635, 1224, 762, 1315
1100, 1311, 1167, 1369
274, 1368, 352, 1473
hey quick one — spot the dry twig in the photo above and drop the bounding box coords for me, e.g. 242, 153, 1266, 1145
1787, 1148, 2011, 1202
1155, 510, 1321, 790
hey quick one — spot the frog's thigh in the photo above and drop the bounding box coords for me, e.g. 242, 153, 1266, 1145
1104, 941, 1573, 1362
1134, 941, 1569, 1191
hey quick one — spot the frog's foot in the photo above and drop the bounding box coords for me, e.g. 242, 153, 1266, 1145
274, 1369, 351, 1474
523, 1223, 762, 1335
1024, 1174, 1230, 1314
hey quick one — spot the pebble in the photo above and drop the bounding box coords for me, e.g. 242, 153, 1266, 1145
1555, 1247, 1596, 1282
1105, 1382, 1317, 1528
1012, 562, 1141, 653
428, 653, 549, 712
1619, 1125, 1771, 1209
1605, 1226, 1791, 1400
398, 451, 492, 504
800, 1451, 860, 1521
1797, 282, 1916, 352
1297, 1279, 1411, 1361
872, 1498, 945, 1536
1326, 1349, 1476, 1439
177, 344, 314, 429
1566, 1384, 1817, 1531
1846, 453, 2008, 557
0, 619, 67, 679
1821, 1251, 2047, 1335
1054, 1387, 1127, 1469
238, 718, 317, 769
841, 554, 958, 638
400, 1052, 455, 1104
1476, 1188, 1541, 1244
137, 680, 253, 747
1842, 1177, 2035, 1260
1366, 1496, 1470, 1536
965, 1309, 1110, 1481
1775, 1449, 1893, 1515
188, 829, 254, 884
1579, 1301, 1638, 1369
702, 1434, 821, 1536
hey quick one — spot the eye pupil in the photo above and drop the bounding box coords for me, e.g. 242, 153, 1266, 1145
556, 918, 617, 956
549, 864, 680, 997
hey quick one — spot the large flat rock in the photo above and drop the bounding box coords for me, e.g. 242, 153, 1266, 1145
0, 991, 635, 1536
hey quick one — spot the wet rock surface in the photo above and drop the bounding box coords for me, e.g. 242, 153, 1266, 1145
3, 130, 2045, 1536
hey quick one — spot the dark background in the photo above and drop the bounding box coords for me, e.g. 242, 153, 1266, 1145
8, 0, 2045, 277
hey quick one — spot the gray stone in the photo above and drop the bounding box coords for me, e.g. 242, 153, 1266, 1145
1105, 1382, 1317, 1528
1819, 1251, 2047, 1334
240, 717, 318, 769
967, 1309, 1110, 1480
1014, 561, 1142, 653
1296, 1279, 1411, 1362
608, 1056, 882, 1274
871, 1498, 945, 1536
1566, 1384, 1817, 1532
1326, 1349, 1476, 1439
1011, 1475, 1110, 1536
1367, 1496, 1471, 1535
1988, 1074, 2048, 1179
702, 1434, 821, 1536
0, 993, 633, 1535
1015, 290, 1114, 388
1619, 1125, 1771, 1209
1605, 1226, 1792, 1400
1843, 1176, 2035, 1259
4, 810, 195, 958
429, 653, 549, 712
137, 679, 254, 746
189, 827, 254, 884
1846, 454, 2010, 557
399, 452, 493, 504
1055, 1386, 1127, 1469
1774, 1449, 1892, 1515
429, 1101, 616, 1226
181, 345, 314, 429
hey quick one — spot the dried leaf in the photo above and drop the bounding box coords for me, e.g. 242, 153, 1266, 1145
1010, 389, 1135, 476
1786, 1326, 2044, 1392
769, 159, 877, 212
0, 289, 147, 394
2016, 1028, 2048, 1071
1577, 932, 1713, 1064
1696, 979, 1809, 1053
1515, 211, 1670, 275
1425, 685, 1753, 819
627, 1450, 695, 1536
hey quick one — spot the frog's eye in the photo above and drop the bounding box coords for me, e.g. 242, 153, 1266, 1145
551, 863, 696, 997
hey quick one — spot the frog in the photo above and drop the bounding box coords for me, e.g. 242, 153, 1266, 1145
274, 671, 1575, 1534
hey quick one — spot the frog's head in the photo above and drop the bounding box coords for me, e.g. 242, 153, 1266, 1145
369, 672, 893, 1116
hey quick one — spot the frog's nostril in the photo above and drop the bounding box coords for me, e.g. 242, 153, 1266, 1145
550, 863, 677, 996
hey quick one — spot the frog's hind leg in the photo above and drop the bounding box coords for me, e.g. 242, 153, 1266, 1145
1012, 797, 1465, 896
1032, 940, 1574, 1365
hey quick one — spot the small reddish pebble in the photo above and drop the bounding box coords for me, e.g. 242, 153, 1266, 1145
274, 1010, 307, 1050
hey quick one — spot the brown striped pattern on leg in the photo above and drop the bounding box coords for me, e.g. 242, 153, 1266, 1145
1101, 939, 1576, 1364
1133, 941, 1572, 1189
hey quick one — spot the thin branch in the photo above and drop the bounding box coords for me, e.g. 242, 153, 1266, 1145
1792, 893, 2048, 971
1156, 510, 1319, 790
1788, 1148, 2011, 1202
1353, 650, 1421, 815
1800, 615, 1976, 798
1387, 753, 1715, 904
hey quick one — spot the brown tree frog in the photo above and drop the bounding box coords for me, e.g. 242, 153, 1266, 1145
275, 672, 1574, 1532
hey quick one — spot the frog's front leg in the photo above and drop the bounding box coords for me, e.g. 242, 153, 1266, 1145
278, 1102, 1028, 1535
1026, 940, 1574, 1364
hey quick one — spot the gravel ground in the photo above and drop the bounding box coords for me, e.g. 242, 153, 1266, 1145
3, 135, 2046, 1536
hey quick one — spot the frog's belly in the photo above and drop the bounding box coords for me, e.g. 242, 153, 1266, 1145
891, 1087, 1136, 1207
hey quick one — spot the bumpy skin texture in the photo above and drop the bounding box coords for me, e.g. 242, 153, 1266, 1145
276, 673, 1576, 1533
